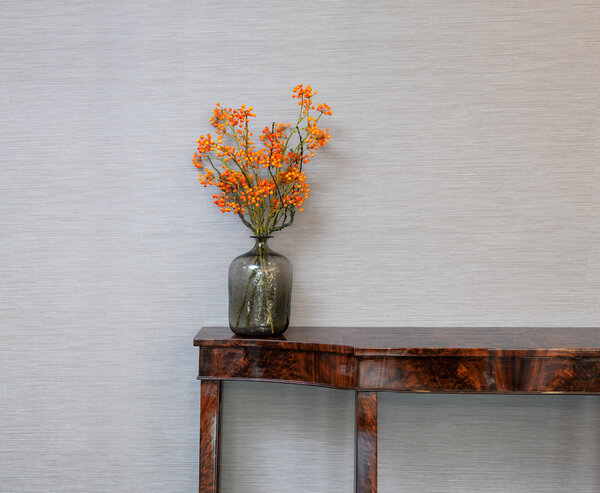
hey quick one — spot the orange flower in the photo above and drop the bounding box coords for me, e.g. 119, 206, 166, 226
193, 84, 331, 236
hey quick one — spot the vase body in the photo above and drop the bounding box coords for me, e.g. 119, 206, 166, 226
228, 237, 292, 337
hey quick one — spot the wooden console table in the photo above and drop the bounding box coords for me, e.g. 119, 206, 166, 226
194, 326, 600, 492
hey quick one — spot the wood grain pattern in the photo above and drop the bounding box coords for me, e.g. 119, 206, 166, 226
195, 327, 600, 393
200, 380, 222, 493
198, 346, 357, 389
196, 326, 600, 357
355, 392, 378, 493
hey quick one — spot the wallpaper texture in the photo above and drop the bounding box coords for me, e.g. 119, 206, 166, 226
1, 1, 599, 492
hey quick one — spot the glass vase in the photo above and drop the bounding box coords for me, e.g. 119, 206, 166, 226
228, 236, 292, 337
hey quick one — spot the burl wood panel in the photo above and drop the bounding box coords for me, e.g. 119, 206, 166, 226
195, 327, 600, 394
358, 355, 600, 393
200, 380, 222, 493
198, 346, 357, 389
355, 392, 378, 493
359, 356, 491, 392
490, 354, 600, 393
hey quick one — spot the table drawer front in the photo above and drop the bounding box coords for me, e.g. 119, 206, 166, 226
199, 346, 357, 388
492, 356, 600, 393
358, 356, 600, 393
359, 356, 491, 392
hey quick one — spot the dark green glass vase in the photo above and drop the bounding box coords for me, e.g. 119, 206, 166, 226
228, 236, 292, 337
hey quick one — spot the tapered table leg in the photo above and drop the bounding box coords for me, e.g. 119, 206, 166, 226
355, 391, 378, 493
200, 380, 222, 493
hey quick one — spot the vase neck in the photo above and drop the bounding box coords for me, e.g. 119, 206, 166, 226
251, 235, 272, 251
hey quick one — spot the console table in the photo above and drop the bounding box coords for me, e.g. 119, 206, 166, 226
194, 326, 600, 492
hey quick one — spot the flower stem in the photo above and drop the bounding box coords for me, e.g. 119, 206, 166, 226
234, 261, 257, 330
258, 242, 274, 333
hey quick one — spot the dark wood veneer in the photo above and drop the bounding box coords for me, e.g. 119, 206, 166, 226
198, 346, 357, 389
195, 326, 600, 492
195, 327, 600, 393
195, 326, 600, 355
199, 380, 221, 493
355, 392, 377, 493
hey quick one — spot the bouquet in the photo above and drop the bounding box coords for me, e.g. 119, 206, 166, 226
193, 84, 332, 237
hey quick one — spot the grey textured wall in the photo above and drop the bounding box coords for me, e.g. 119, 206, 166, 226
1, 1, 599, 492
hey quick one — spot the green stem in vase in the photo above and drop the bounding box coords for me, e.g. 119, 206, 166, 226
234, 251, 259, 330
258, 242, 275, 334
245, 280, 256, 328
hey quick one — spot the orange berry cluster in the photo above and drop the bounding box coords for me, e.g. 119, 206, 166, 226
193, 84, 331, 236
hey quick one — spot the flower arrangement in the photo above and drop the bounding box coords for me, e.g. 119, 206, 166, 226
192, 85, 331, 336
193, 84, 332, 238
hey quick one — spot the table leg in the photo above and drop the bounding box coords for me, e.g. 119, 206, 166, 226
200, 380, 222, 493
355, 391, 378, 493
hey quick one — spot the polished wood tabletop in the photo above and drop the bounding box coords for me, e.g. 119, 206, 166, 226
195, 326, 600, 356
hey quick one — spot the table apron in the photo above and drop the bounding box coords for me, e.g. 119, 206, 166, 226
199, 347, 600, 393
